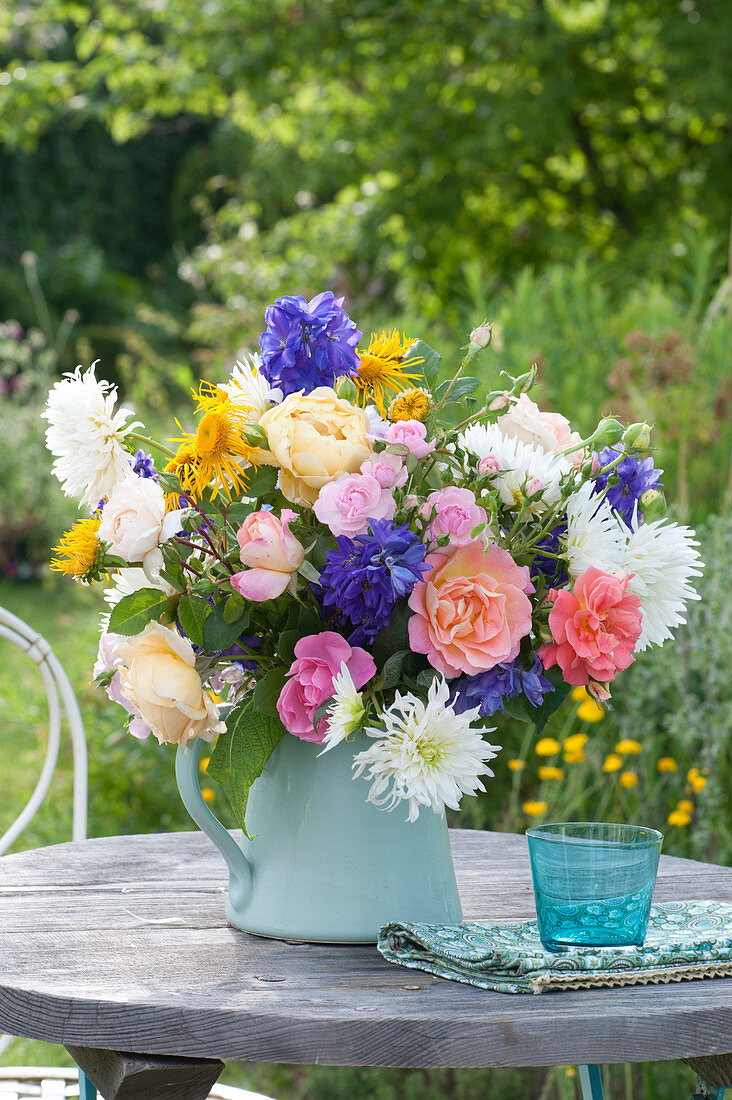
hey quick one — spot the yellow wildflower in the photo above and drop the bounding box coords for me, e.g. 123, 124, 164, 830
615, 739, 642, 755
563, 733, 588, 753
535, 737, 561, 756
602, 753, 623, 773
199, 757, 210, 773
50, 517, 101, 579
388, 386, 433, 423
354, 330, 424, 414
657, 757, 678, 774
668, 809, 691, 827
687, 767, 707, 792
538, 766, 563, 781
201, 787, 216, 804
523, 801, 548, 817
577, 699, 604, 723
507, 758, 526, 771
168, 390, 257, 500
620, 771, 638, 789
563, 749, 586, 764
571, 686, 590, 702
677, 799, 694, 814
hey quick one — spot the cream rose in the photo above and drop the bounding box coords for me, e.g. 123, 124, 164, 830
98, 475, 183, 580
499, 393, 585, 467
259, 387, 371, 506
116, 622, 225, 746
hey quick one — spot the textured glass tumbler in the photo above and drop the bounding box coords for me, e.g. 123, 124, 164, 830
526, 822, 663, 952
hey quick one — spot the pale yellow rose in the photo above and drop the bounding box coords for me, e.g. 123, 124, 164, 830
259, 387, 372, 506
116, 622, 225, 746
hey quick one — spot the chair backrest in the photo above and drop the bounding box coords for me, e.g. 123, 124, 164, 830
0, 606, 88, 856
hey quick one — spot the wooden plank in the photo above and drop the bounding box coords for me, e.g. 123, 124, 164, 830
66, 1047, 223, 1100
0, 830, 730, 1069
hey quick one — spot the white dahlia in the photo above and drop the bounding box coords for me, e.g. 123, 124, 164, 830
352, 677, 500, 822
43, 363, 139, 509
220, 354, 277, 421
459, 421, 571, 510
564, 482, 627, 580
319, 662, 366, 752
623, 519, 703, 650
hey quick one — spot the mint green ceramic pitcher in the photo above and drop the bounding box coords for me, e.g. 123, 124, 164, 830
175, 727, 463, 943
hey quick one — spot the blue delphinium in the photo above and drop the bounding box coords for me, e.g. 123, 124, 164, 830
258, 291, 362, 396
318, 520, 430, 645
451, 656, 554, 719
592, 447, 661, 528
530, 522, 568, 588
130, 449, 158, 479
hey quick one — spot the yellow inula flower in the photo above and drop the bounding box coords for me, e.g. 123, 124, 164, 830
577, 699, 604, 723
677, 799, 695, 814
50, 517, 101, 578
523, 801, 548, 817
602, 753, 623, 773
354, 330, 424, 414
168, 388, 258, 500
668, 809, 691, 827
507, 758, 526, 771
615, 739, 642, 755
535, 737, 561, 756
657, 756, 678, 774
563, 732, 588, 753
571, 686, 590, 702
389, 386, 433, 423
538, 765, 563, 781
620, 771, 638, 789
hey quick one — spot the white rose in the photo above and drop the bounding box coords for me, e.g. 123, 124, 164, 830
116, 623, 225, 746
499, 393, 585, 467
98, 476, 183, 580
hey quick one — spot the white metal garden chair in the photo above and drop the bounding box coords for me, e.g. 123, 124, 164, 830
0, 607, 274, 1100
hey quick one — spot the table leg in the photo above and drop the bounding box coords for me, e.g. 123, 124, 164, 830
685, 1053, 732, 1099
65, 1045, 224, 1100
79, 1070, 97, 1100
578, 1064, 604, 1099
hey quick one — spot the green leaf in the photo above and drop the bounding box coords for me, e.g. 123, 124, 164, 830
379, 649, 410, 690
246, 465, 278, 498
177, 593, 212, 646
416, 668, 441, 692
404, 339, 441, 387
528, 666, 572, 734
277, 628, 301, 665
253, 666, 288, 718
203, 598, 250, 651
312, 697, 334, 733
206, 704, 285, 836
224, 593, 246, 624
372, 602, 411, 667
297, 559, 321, 583
108, 588, 173, 636
435, 376, 480, 403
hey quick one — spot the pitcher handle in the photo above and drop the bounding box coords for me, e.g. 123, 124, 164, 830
175, 736, 252, 910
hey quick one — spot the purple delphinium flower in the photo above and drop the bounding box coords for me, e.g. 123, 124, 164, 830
451, 655, 554, 719
531, 523, 568, 588
258, 291, 362, 396
592, 447, 661, 528
129, 449, 158, 480
317, 520, 430, 645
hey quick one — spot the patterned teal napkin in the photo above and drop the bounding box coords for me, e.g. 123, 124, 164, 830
378, 901, 732, 994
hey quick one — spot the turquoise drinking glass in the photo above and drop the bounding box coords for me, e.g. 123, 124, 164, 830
526, 822, 663, 952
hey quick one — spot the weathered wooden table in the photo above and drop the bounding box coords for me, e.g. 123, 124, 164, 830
0, 830, 730, 1100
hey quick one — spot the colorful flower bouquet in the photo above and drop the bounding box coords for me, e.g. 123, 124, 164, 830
44, 292, 702, 832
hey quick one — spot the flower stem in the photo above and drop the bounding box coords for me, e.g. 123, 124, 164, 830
127, 432, 176, 460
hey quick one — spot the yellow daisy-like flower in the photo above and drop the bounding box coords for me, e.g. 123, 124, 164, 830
535, 737, 561, 756
522, 800, 548, 817
388, 386, 433, 423
668, 809, 691, 827
538, 765, 563, 781
354, 330, 424, 414
615, 739, 642, 755
50, 518, 101, 579
507, 758, 526, 771
620, 771, 638, 789
577, 699, 604, 723
602, 753, 623, 773
201, 787, 216, 804
168, 390, 258, 500
677, 799, 694, 814
571, 686, 590, 702
688, 773, 707, 793
563, 733, 588, 753
657, 756, 678, 774
563, 749, 585, 764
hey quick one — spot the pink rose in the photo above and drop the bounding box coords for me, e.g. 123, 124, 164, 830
98, 476, 183, 580
313, 472, 395, 537
277, 631, 376, 742
360, 452, 408, 489
386, 419, 436, 459
500, 393, 585, 467
230, 508, 305, 601
408, 543, 534, 678
538, 567, 642, 686
421, 486, 488, 547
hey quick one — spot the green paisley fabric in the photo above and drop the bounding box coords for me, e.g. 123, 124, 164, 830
377, 901, 732, 994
